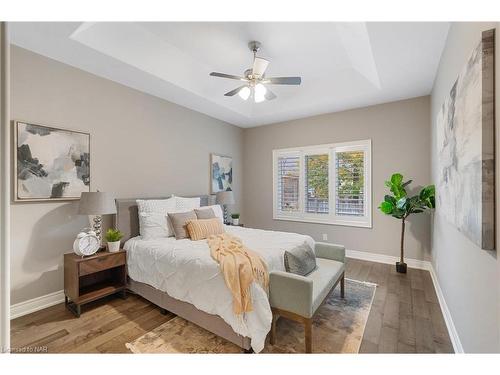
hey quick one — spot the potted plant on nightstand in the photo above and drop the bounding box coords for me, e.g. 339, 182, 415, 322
231, 213, 240, 226
378, 173, 435, 273
105, 228, 123, 253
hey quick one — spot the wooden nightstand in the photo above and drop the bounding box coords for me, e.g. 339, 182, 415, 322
64, 250, 127, 317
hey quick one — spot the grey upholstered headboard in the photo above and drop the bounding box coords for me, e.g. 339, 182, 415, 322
113, 195, 215, 242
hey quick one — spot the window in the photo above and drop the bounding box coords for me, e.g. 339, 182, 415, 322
305, 153, 329, 214
277, 154, 300, 212
273, 140, 371, 227
335, 150, 364, 216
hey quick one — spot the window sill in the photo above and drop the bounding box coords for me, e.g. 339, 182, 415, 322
273, 215, 372, 228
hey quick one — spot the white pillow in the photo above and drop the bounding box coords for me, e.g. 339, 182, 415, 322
173, 196, 201, 212
136, 197, 176, 239
197, 204, 224, 222
136, 197, 175, 213
138, 212, 169, 239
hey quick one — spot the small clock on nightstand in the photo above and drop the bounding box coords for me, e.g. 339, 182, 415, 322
73, 229, 100, 256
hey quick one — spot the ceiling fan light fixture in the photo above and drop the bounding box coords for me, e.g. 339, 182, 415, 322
252, 57, 269, 77
238, 86, 251, 100
209, 41, 301, 102
254, 83, 267, 103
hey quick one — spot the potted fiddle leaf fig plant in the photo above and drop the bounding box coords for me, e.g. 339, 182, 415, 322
379, 173, 435, 273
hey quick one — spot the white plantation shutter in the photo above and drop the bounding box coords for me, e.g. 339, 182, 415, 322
277, 155, 300, 212
273, 140, 371, 227
335, 151, 365, 216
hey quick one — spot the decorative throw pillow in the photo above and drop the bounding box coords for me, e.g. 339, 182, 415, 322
136, 197, 176, 239
196, 204, 224, 222
173, 196, 201, 212
167, 211, 198, 239
284, 242, 317, 276
195, 208, 216, 219
186, 218, 225, 241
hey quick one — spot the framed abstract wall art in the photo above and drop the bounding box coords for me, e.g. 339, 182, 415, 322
14, 121, 90, 202
436, 29, 495, 250
211, 154, 232, 193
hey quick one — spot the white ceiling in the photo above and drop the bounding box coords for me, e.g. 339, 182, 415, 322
10, 22, 449, 128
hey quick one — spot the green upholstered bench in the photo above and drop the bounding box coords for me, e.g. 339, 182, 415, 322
269, 242, 346, 353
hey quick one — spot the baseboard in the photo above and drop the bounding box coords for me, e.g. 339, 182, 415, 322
10, 290, 65, 320
427, 265, 464, 353
346, 249, 463, 353
346, 249, 431, 270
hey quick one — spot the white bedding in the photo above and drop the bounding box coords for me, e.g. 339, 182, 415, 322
124, 225, 314, 352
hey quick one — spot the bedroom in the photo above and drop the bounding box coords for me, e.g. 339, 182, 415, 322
1, 0, 500, 373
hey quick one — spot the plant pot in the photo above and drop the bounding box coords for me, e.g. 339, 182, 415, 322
232, 218, 239, 226
107, 240, 121, 253
396, 261, 407, 274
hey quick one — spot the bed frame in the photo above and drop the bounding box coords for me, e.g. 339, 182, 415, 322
114, 196, 252, 351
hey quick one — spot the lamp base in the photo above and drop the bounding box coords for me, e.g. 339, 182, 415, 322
88, 215, 104, 248
223, 205, 229, 225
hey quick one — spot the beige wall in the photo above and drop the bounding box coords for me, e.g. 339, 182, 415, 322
242, 96, 431, 261
10, 46, 243, 305
10, 24, 500, 353
430, 22, 500, 353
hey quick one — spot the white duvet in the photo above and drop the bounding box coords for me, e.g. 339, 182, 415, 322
124, 225, 314, 352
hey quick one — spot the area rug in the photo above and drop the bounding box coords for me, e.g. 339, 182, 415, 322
126, 279, 376, 354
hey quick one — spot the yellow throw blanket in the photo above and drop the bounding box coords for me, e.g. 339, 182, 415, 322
207, 233, 269, 315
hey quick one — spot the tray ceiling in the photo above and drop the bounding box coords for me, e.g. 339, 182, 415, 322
10, 22, 449, 127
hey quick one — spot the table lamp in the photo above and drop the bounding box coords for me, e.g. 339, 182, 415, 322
78, 191, 116, 246
216, 191, 235, 225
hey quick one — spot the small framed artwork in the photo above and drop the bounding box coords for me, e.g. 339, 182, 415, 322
14, 121, 91, 202
211, 154, 233, 193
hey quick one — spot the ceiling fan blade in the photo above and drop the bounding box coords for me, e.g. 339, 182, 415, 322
224, 85, 247, 97
264, 76, 302, 85
252, 57, 269, 77
264, 88, 277, 100
210, 72, 248, 81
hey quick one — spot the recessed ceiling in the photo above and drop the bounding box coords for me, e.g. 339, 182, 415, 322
10, 22, 449, 128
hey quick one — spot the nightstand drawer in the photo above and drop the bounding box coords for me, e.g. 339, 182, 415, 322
79, 253, 126, 276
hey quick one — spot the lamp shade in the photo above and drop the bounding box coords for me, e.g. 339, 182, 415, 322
78, 192, 116, 215
216, 191, 235, 205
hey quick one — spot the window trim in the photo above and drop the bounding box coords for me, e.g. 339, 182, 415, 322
272, 139, 372, 228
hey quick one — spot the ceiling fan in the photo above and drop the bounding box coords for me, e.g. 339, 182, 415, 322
209, 41, 301, 103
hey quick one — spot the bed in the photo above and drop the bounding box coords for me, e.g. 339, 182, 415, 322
114, 196, 314, 353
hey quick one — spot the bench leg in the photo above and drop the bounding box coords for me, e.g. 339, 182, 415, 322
340, 273, 345, 298
304, 318, 312, 353
270, 311, 278, 345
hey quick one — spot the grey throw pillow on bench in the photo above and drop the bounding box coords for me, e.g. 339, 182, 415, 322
284, 242, 317, 276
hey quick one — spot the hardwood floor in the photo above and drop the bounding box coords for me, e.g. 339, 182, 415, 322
346, 259, 454, 353
10, 258, 454, 354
